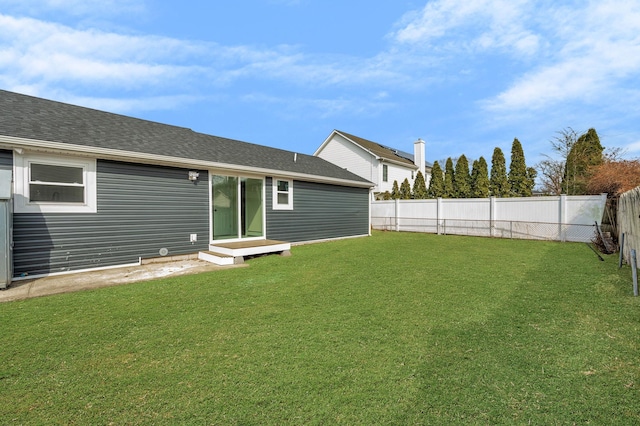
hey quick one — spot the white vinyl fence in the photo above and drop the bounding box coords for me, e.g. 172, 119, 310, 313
371, 194, 607, 242
618, 187, 640, 264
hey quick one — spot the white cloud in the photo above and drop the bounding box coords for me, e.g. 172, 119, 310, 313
4, 0, 637, 136
484, 1, 640, 112
0, 14, 203, 93
392, 0, 540, 57
390, 0, 640, 117
625, 140, 640, 154
484, 57, 606, 111
0, 12, 410, 115
63, 93, 203, 113
241, 92, 395, 120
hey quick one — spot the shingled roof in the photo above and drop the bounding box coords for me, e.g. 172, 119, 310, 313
0, 90, 372, 186
334, 130, 431, 169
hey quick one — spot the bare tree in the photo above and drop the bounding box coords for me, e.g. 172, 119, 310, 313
536, 127, 587, 194
603, 146, 626, 162
536, 157, 564, 195
553, 128, 581, 194
550, 127, 579, 159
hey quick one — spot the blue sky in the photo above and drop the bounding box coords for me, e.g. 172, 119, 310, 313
1, 0, 639, 168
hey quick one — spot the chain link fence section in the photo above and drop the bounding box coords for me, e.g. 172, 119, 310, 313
371, 216, 596, 242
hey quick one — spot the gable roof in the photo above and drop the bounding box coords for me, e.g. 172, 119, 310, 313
0, 90, 372, 187
332, 130, 432, 169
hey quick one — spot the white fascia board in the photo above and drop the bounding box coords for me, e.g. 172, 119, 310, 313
313, 131, 336, 156
314, 130, 377, 166
0, 135, 373, 188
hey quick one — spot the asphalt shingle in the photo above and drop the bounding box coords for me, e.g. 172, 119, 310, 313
0, 90, 371, 185
335, 130, 432, 169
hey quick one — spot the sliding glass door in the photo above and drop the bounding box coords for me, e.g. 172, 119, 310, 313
241, 177, 263, 238
212, 175, 238, 240
212, 175, 264, 241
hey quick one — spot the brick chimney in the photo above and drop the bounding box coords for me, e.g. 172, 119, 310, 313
414, 138, 425, 177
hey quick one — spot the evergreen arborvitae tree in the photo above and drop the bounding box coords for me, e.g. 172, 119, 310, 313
399, 178, 412, 199
391, 180, 400, 199
490, 147, 510, 197
526, 167, 537, 196
563, 128, 604, 195
471, 156, 490, 197
508, 138, 530, 197
454, 154, 471, 198
443, 157, 455, 198
381, 191, 392, 200
427, 161, 444, 198
412, 171, 428, 199
471, 159, 480, 195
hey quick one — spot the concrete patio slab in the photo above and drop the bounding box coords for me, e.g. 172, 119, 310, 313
0, 259, 246, 303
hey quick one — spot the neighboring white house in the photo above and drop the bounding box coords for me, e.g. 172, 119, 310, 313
314, 130, 432, 199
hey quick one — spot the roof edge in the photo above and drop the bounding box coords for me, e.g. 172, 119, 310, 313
0, 135, 374, 188
332, 130, 420, 169
332, 130, 381, 160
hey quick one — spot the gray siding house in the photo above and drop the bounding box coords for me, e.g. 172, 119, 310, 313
0, 90, 372, 282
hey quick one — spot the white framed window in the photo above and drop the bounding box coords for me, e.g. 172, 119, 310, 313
14, 153, 97, 213
382, 164, 388, 182
272, 178, 293, 210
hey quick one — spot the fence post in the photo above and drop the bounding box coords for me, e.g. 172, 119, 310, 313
618, 233, 625, 269
489, 196, 495, 238
559, 194, 567, 242
436, 197, 442, 235
632, 249, 638, 297
394, 199, 400, 232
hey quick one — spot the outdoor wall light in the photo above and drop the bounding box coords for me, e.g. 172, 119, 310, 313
188, 171, 199, 181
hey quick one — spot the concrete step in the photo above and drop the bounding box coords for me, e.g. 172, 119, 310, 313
198, 251, 243, 266
208, 240, 291, 257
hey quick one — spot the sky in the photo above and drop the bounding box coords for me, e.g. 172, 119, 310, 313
1, 0, 639, 168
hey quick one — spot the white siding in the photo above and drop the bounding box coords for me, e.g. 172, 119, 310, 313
316, 132, 428, 196
316, 134, 376, 185
380, 162, 417, 194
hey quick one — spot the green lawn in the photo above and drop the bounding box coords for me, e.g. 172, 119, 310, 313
1, 231, 639, 424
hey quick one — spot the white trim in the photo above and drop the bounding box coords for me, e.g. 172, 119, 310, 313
210, 235, 266, 244
198, 251, 235, 266
13, 152, 97, 213
210, 173, 267, 243
272, 178, 293, 210
208, 172, 213, 243
0, 135, 373, 189
208, 241, 290, 257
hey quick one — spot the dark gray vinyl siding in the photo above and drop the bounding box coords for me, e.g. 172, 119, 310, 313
13, 160, 209, 276
0, 149, 11, 169
266, 178, 369, 242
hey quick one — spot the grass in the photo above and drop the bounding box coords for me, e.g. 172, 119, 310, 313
1, 231, 639, 424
